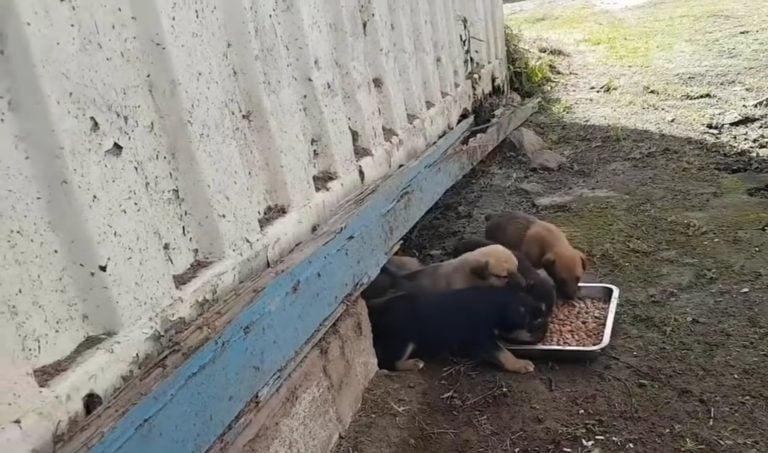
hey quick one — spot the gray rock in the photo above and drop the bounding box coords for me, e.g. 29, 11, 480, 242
508, 127, 547, 154
534, 188, 624, 207
507, 127, 567, 171
722, 111, 744, 125
517, 182, 546, 194
529, 149, 566, 171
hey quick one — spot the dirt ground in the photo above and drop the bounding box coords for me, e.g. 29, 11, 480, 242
336, 1, 768, 452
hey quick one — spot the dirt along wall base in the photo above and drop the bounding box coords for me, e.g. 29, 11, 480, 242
211, 298, 377, 453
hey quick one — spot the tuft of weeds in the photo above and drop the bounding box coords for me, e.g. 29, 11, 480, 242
542, 98, 573, 117
505, 24, 557, 97
679, 438, 707, 452
598, 78, 619, 93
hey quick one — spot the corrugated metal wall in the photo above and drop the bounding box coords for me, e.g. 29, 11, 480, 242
0, 0, 505, 434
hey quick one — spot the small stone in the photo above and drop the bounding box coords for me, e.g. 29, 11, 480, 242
506, 127, 567, 170
508, 127, 547, 154
740, 288, 750, 293
722, 111, 744, 125
534, 188, 622, 207
517, 182, 546, 194
529, 149, 567, 171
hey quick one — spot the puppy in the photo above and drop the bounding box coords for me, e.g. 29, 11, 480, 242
485, 212, 587, 300
399, 244, 523, 293
367, 285, 548, 373
362, 255, 424, 301
451, 237, 556, 315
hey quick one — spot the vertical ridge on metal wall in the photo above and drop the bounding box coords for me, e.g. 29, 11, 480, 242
387, 0, 427, 123
218, 0, 289, 209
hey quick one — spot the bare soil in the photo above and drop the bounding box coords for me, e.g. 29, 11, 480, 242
336, 0, 768, 451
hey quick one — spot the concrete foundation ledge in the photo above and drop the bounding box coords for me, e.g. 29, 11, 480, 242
211, 298, 377, 453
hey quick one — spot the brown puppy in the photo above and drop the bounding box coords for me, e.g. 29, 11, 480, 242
485, 212, 586, 300
399, 244, 523, 293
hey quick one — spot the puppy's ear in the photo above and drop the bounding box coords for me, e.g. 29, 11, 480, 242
470, 259, 491, 279
579, 252, 588, 271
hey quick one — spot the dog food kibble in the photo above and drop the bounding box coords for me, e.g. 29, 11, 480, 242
540, 298, 608, 347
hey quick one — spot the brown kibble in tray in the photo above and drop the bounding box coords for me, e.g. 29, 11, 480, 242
540, 298, 608, 347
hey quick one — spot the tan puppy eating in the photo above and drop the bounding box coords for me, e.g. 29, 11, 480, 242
399, 244, 523, 293
485, 212, 587, 300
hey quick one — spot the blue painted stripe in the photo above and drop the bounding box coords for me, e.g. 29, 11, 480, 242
89, 118, 479, 453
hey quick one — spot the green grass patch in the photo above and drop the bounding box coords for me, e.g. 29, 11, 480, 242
719, 176, 747, 195
506, 1, 725, 66
543, 98, 573, 117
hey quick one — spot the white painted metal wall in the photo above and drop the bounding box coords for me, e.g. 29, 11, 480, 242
0, 0, 505, 442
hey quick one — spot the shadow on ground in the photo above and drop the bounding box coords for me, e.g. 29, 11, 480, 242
336, 118, 768, 453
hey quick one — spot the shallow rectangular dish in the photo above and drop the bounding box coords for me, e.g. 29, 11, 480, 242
505, 283, 620, 360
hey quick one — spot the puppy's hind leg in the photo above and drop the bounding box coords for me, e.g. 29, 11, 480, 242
394, 342, 425, 371
485, 343, 535, 374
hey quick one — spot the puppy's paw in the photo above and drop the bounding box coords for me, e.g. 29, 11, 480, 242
511, 359, 535, 374
395, 358, 425, 371
411, 359, 425, 371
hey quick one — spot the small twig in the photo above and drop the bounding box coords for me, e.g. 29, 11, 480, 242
52, 420, 61, 453
395, 416, 406, 429
430, 428, 459, 437
469, 117, 503, 132
465, 384, 500, 406
414, 415, 430, 431
416, 415, 458, 438
750, 95, 768, 108
389, 401, 409, 413
440, 380, 462, 402
589, 366, 637, 414
607, 353, 657, 379
441, 363, 464, 377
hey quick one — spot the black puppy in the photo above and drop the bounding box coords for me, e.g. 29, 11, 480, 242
451, 237, 556, 315
367, 285, 548, 373
362, 256, 423, 301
